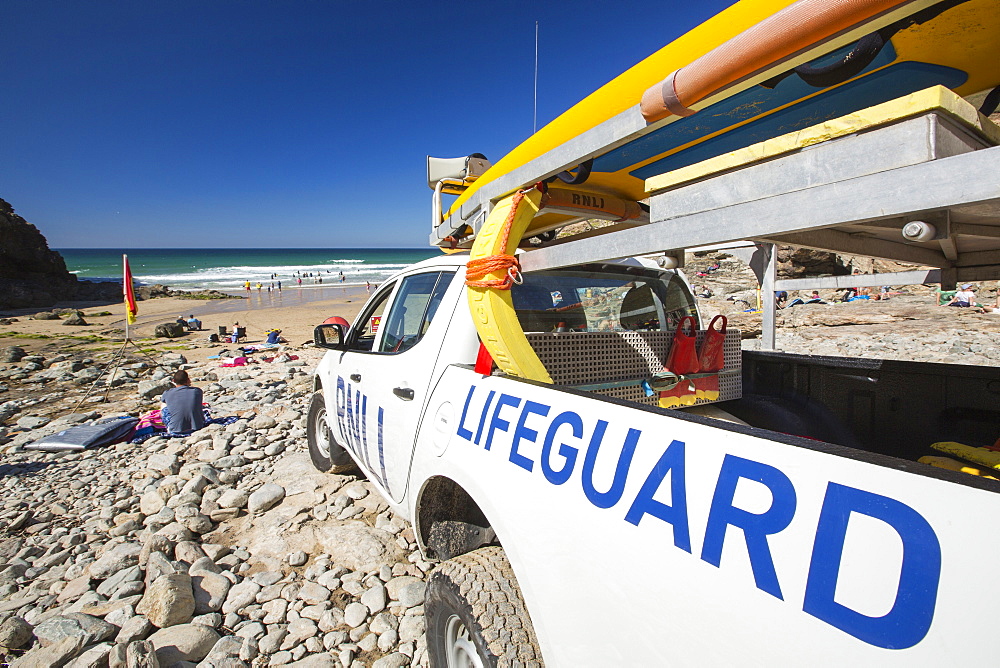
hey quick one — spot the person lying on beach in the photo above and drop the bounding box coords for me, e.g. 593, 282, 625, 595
978, 294, 1000, 314
160, 370, 206, 437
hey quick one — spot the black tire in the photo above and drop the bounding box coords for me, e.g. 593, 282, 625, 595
426, 546, 544, 668
306, 392, 357, 474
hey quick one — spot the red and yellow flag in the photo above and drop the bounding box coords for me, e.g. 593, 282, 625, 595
124, 255, 138, 325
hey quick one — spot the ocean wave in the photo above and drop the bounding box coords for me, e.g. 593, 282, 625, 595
134, 261, 411, 289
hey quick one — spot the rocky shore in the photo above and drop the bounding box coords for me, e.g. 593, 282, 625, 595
3, 249, 1000, 668
0, 345, 429, 668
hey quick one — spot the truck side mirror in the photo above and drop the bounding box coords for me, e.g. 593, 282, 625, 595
314, 323, 347, 350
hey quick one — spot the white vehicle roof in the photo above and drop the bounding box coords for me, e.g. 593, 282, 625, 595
395, 251, 675, 282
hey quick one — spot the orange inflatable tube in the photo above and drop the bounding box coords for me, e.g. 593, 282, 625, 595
640, 0, 923, 122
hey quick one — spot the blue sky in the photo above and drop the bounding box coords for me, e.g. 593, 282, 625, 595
3, 1, 735, 249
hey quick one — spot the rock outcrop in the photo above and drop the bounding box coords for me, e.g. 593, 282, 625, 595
0, 198, 120, 310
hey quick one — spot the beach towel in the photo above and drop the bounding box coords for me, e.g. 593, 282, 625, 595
129, 407, 239, 443
130, 409, 166, 443
26, 417, 139, 452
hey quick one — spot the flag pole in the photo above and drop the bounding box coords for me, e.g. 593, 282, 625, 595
123, 254, 130, 342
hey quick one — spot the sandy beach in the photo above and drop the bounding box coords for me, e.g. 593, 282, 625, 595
0, 285, 371, 367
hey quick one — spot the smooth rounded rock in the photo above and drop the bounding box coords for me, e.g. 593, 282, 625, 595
88, 542, 142, 579
137, 573, 196, 628
247, 483, 285, 514
216, 488, 249, 510
33, 612, 116, 647
343, 602, 368, 628
222, 580, 261, 615
0, 615, 33, 649
147, 622, 221, 665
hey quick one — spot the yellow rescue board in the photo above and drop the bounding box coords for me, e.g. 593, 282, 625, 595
443, 0, 1000, 240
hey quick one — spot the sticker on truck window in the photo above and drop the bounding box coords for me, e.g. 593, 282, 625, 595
370, 315, 381, 333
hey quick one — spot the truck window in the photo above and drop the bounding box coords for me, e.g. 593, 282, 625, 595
512, 266, 697, 333
348, 282, 395, 352
378, 270, 453, 353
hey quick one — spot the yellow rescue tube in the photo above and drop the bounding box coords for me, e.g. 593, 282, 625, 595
918, 455, 998, 480
467, 189, 553, 383
930, 442, 1000, 470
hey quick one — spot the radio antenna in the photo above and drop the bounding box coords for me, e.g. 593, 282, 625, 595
533, 20, 539, 134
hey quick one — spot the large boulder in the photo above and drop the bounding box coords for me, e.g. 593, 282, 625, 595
154, 322, 185, 338
0, 346, 26, 363
62, 312, 87, 326
138, 380, 172, 399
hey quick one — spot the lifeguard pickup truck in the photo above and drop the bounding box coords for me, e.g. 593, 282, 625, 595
308, 252, 1000, 666
305, 1, 1000, 664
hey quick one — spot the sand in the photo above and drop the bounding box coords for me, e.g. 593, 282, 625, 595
0, 285, 372, 366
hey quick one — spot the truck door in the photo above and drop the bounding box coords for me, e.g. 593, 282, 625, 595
334, 268, 457, 502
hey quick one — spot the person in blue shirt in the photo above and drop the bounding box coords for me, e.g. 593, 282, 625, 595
265, 329, 287, 345
160, 370, 205, 436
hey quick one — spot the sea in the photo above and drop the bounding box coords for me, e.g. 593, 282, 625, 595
57, 248, 440, 293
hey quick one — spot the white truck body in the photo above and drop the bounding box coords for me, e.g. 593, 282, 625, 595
311, 253, 1000, 665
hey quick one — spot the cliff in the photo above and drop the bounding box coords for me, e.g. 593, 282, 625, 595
0, 198, 120, 309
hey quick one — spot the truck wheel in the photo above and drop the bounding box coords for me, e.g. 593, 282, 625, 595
426, 546, 544, 667
307, 392, 356, 474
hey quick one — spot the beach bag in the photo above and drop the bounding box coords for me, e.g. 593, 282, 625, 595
659, 317, 700, 408
663, 316, 699, 375
694, 315, 727, 401
698, 315, 727, 373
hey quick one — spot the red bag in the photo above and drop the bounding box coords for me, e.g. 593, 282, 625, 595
663, 316, 700, 375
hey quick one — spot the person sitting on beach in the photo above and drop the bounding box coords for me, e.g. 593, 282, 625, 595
186, 314, 202, 330
160, 370, 205, 437
231, 322, 241, 343
265, 329, 286, 344
944, 284, 976, 307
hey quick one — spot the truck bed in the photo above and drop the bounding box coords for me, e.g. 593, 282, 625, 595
732, 350, 1000, 464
